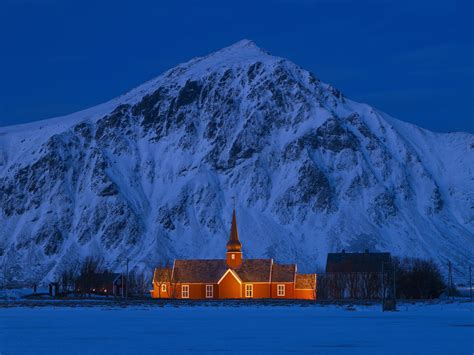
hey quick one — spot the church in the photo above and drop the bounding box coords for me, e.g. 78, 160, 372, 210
151, 209, 317, 300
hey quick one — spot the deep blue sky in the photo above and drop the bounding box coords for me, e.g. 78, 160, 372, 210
0, 0, 472, 133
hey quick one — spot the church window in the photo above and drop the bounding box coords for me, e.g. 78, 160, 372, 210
277, 284, 285, 296
245, 284, 253, 298
182, 285, 189, 298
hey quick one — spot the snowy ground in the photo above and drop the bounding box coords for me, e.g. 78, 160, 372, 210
0, 302, 472, 354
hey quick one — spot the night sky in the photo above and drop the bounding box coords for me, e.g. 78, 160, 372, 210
0, 0, 472, 133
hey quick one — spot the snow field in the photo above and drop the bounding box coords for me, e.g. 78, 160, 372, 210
0, 302, 472, 354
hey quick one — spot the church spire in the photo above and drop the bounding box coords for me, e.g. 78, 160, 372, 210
226, 206, 243, 269
226, 208, 242, 252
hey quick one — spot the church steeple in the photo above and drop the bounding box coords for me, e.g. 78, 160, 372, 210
226, 208, 243, 268
226, 209, 242, 252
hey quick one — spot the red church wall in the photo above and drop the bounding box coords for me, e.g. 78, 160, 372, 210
294, 289, 316, 300
151, 282, 172, 299
218, 271, 242, 298
176, 284, 204, 299
270, 282, 295, 299
154, 283, 220, 299
152, 280, 316, 300
244, 283, 271, 298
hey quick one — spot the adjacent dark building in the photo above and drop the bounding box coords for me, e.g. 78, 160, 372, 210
326, 250, 392, 274
320, 250, 393, 299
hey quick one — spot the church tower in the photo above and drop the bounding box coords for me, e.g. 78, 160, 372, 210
226, 209, 243, 269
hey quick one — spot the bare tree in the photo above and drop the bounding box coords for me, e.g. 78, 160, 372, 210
76, 256, 104, 297
394, 257, 446, 299
319, 272, 383, 300
127, 270, 151, 297
347, 273, 361, 298
329, 273, 346, 299
59, 263, 80, 296
360, 272, 381, 299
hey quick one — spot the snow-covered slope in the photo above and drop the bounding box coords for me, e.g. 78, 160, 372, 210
0, 40, 472, 283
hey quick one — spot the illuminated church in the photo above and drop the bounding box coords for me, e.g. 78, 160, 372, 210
151, 209, 316, 300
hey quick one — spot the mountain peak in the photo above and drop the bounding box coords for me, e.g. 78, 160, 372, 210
206, 39, 272, 62
224, 39, 264, 52
185, 39, 273, 71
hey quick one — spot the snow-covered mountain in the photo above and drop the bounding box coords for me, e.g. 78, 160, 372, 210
1, 40, 472, 283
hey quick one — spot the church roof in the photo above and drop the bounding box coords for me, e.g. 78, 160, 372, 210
173, 259, 227, 283
271, 264, 296, 282
295, 274, 316, 289
153, 267, 173, 283
153, 258, 315, 288
161, 258, 275, 284
235, 259, 272, 282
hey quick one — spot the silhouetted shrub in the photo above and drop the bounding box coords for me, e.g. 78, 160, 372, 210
394, 257, 446, 299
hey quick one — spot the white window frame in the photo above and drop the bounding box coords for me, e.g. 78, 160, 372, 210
206, 285, 214, 298
231, 253, 235, 260
277, 284, 285, 297
161, 284, 167, 293
181, 285, 189, 299
245, 284, 253, 298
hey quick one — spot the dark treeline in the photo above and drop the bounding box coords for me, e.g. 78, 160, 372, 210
56, 256, 448, 299
57, 256, 149, 297
393, 257, 447, 299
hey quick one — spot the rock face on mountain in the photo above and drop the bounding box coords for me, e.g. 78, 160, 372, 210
0, 40, 472, 283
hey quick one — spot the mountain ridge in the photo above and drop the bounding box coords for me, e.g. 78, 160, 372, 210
0, 40, 472, 284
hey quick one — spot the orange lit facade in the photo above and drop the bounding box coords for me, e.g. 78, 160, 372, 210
151, 209, 317, 300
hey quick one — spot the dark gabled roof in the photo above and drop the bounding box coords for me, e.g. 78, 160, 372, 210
173, 259, 227, 283
160, 258, 274, 284
153, 267, 172, 283
295, 274, 316, 289
235, 259, 272, 282
325, 252, 391, 273
271, 264, 296, 282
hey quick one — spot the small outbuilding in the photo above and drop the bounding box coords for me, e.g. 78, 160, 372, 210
75, 272, 124, 297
